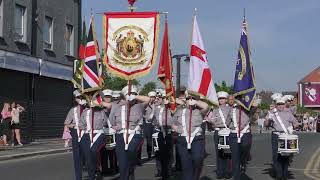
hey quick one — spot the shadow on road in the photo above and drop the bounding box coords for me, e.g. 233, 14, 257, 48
240, 173, 254, 180
262, 163, 295, 179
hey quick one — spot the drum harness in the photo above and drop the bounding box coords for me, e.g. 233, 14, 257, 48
73, 107, 84, 142
85, 109, 104, 148
119, 105, 141, 150
231, 107, 250, 143
146, 104, 155, 123
216, 108, 228, 130
273, 109, 289, 135
181, 108, 202, 149
157, 106, 172, 136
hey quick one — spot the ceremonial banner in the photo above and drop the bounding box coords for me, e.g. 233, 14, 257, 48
301, 83, 320, 107
233, 18, 256, 110
187, 15, 218, 105
72, 59, 83, 89
82, 15, 102, 93
103, 12, 160, 80
158, 19, 176, 112
71, 28, 86, 89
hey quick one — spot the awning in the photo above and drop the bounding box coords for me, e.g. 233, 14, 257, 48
0, 50, 73, 81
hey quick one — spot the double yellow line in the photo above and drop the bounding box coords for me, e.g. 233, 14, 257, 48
304, 147, 320, 180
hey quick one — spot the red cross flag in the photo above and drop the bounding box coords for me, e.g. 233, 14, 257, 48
187, 14, 218, 105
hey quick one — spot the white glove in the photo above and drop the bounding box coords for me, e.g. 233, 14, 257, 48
287, 126, 294, 134
79, 99, 87, 105
188, 99, 196, 106
164, 99, 169, 105
126, 94, 136, 101
272, 108, 278, 113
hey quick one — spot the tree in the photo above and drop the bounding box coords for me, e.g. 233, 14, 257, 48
258, 102, 270, 111
140, 81, 157, 96
214, 81, 233, 94
103, 74, 140, 91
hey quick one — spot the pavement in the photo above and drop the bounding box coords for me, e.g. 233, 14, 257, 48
0, 138, 70, 161
0, 130, 319, 180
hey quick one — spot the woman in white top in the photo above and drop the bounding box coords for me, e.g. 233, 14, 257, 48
11, 102, 25, 146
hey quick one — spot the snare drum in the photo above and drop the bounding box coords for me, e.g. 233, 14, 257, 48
277, 133, 299, 155
218, 128, 230, 150
104, 128, 116, 150
152, 132, 160, 152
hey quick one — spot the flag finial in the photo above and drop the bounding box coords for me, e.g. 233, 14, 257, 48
194, 8, 198, 16
243, 8, 246, 20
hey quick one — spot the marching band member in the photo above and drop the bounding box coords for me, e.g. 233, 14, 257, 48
227, 99, 256, 180
172, 91, 209, 180
108, 85, 150, 180
144, 91, 157, 160
112, 90, 122, 103
152, 90, 174, 179
283, 95, 297, 116
79, 96, 108, 180
100, 89, 118, 174
207, 91, 232, 179
64, 90, 86, 180
173, 86, 187, 172
227, 95, 235, 107
265, 96, 299, 180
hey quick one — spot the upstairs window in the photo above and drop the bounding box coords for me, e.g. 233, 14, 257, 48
0, 0, 3, 37
65, 24, 74, 56
14, 4, 27, 42
44, 16, 53, 49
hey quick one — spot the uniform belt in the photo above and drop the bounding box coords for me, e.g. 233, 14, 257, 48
272, 131, 285, 135
230, 129, 250, 134
145, 121, 152, 124
117, 129, 141, 135
215, 127, 226, 131
87, 129, 104, 134
155, 128, 172, 134
179, 132, 203, 137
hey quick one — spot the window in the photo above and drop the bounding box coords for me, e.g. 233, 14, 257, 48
44, 16, 53, 49
0, 0, 3, 37
65, 24, 74, 56
14, 4, 27, 42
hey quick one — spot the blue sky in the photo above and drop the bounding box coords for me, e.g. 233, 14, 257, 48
83, 0, 320, 92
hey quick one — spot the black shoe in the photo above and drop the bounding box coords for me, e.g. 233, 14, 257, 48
240, 164, 247, 173
225, 174, 232, 179
155, 172, 161, 177
137, 161, 142, 166
216, 175, 224, 179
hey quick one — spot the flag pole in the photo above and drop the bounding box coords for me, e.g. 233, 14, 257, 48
164, 14, 168, 138
187, 8, 197, 150
125, 2, 135, 150
125, 80, 132, 150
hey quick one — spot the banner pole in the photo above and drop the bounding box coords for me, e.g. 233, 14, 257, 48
188, 100, 192, 149
125, 80, 132, 150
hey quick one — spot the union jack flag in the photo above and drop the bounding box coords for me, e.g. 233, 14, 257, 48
82, 15, 102, 93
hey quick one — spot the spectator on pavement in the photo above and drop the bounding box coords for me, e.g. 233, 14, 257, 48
303, 113, 309, 131
10, 102, 25, 146
316, 115, 320, 132
257, 116, 265, 134
1, 102, 11, 146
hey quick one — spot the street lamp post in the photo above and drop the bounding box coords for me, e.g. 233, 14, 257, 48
172, 54, 190, 97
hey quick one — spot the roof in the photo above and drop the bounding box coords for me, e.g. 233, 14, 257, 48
299, 66, 320, 83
